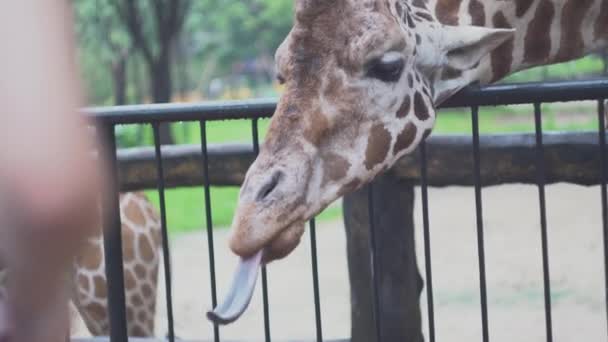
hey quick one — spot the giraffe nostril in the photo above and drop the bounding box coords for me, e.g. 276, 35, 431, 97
256, 171, 283, 201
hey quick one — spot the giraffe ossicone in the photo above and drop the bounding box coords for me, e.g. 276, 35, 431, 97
210, 0, 608, 324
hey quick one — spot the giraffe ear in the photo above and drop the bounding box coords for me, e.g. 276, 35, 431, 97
440, 25, 515, 70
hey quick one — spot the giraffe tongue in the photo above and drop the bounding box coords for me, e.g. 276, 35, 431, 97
206, 250, 263, 325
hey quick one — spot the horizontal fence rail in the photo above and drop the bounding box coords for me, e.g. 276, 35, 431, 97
116, 132, 608, 191
86, 79, 608, 125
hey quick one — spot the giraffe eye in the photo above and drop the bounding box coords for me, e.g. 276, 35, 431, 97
367, 52, 405, 83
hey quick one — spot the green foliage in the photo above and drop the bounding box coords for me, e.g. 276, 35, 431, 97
72, 0, 131, 104
187, 0, 293, 63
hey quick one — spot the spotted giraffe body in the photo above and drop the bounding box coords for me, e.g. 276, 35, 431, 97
1, 192, 161, 337
423, 0, 608, 97
72, 192, 162, 336
221, 0, 608, 264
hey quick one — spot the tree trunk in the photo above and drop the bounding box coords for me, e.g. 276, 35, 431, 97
603, 48, 608, 76
150, 54, 174, 145
343, 174, 424, 342
111, 57, 128, 106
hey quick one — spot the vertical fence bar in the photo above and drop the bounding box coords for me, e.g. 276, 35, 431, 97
367, 185, 383, 342
200, 120, 220, 342
419, 141, 436, 342
597, 99, 608, 338
152, 123, 175, 342
100, 123, 129, 342
471, 105, 490, 342
533, 103, 554, 342
309, 219, 324, 342
251, 118, 272, 342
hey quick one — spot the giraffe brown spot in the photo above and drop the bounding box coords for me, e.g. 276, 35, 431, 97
78, 245, 102, 270
364, 124, 392, 170
325, 73, 343, 100
395, 2, 403, 17
138, 234, 155, 263
435, 0, 462, 25
127, 308, 134, 323
407, 12, 416, 28
124, 198, 146, 226
87, 302, 106, 321
78, 274, 90, 293
595, 0, 608, 40
515, 0, 533, 17
415, 34, 421, 45
412, 0, 427, 9
322, 152, 351, 185
416, 11, 433, 21
393, 122, 418, 153
523, 0, 554, 65
132, 294, 144, 307
132, 325, 147, 337
134, 264, 147, 279
147, 300, 156, 313
93, 275, 107, 298
151, 226, 162, 247
555, 0, 594, 62
397, 95, 411, 118
413, 92, 430, 121
468, 0, 485, 26
407, 74, 414, 87
303, 109, 330, 146
121, 224, 136, 262
141, 283, 153, 298
125, 269, 136, 290
490, 12, 515, 82
137, 310, 147, 323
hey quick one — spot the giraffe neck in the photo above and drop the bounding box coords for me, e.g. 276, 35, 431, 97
425, 0, 608, 83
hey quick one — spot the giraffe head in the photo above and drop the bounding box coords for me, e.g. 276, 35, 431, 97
229, 0, 514, 261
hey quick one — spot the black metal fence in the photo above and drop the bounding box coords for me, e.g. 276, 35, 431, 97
86, 79, 608, 342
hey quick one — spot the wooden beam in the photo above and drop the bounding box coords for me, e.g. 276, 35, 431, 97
117, 132, 608, 191
343, 176, 423, 342
117, 143, 255, 191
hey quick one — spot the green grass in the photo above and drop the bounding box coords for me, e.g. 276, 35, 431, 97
504, 55, 604, 83
128, 56, 604, 234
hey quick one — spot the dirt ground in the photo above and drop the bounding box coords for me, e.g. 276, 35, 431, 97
73, 183, 608, 341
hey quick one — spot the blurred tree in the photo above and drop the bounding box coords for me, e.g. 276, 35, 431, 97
73, 0, 132, 105
187, 0, 293, 83
110, 0, 192, 144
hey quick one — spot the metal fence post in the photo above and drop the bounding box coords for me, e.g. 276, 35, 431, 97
100, 123, 129, 342
343, 173, 423, 342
